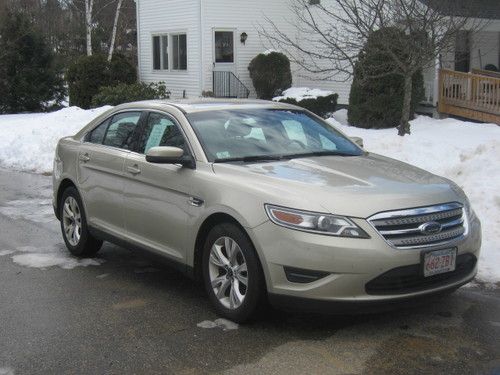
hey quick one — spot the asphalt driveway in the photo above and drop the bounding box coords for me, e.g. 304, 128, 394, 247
0, 168, 499, 375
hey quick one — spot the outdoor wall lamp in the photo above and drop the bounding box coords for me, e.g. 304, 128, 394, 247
240, 32, 248, 45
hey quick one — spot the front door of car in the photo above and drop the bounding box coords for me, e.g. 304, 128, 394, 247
123, 111, 196, 262
77, 111, 144, 234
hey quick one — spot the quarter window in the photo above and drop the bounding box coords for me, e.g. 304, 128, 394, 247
139, 113, 187, 154
103, 112, 142, 150
87, 118, 110, 144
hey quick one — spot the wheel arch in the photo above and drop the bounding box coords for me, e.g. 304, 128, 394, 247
192, 213, 266, 286
55, 178, 78, 220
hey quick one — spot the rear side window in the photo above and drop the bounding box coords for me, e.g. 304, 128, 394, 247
103, 112, 142, 150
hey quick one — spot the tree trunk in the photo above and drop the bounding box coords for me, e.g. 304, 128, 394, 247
85, 0, 94, 56
108, 0, 123, 62
398, 74, 413, 136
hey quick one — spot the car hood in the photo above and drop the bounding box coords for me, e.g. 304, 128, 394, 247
212, 153, 463, 218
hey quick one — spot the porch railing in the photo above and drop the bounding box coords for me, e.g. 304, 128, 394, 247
438, 69, 500, 124
213, 71, 250, 99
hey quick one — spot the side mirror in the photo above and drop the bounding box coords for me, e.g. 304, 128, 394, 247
146, 146, 195, 168
351, 137, 364, 148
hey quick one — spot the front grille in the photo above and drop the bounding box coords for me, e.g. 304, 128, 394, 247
365, 253, 477, 295
368, 203, 467, 249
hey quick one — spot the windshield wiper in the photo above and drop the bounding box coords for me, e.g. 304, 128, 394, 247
213, 151, 359, 163
284, 151, 357, 159
213, 155, 285, 163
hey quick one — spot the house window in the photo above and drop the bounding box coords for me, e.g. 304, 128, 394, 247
161, 35, 169, 70
215, 31, 234, 63
152, 36, 161, 70
152, 34, 169, 70
172, 33, 187, 70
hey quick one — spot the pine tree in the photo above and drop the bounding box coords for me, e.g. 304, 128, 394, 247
0, 11, 65, 113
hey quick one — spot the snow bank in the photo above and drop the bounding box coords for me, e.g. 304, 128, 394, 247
329, 110, 500, 284
0, 106, 111, 173
273, 87, 335, 102
262, 49, 279, 55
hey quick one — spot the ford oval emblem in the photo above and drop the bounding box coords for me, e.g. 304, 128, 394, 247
419, 221, 443, 235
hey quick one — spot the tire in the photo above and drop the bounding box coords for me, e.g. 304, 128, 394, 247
59, 186, 103, 257
202, 222, 266, 323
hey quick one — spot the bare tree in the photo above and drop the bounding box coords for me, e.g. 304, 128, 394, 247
61, 0, 118, 57
107, 0, 123, 61
84, 0, 93, 55
261, 0, 486, 135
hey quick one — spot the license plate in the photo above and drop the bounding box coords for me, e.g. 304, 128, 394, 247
422, 248, 457, 277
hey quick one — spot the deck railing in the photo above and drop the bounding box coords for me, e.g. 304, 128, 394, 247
438, 69, 500, 124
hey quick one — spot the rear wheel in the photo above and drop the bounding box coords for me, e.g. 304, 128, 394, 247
202, 223, 265, 323
60, 186, 102, 257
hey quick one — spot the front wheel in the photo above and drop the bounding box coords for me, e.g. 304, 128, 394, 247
60, 186, 102, 257
202, 223, 266, 323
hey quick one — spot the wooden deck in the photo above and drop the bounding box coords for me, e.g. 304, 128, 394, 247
438, 69, 500, 125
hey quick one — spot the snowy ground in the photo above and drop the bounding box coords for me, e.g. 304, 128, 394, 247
0, 105, 498, 283
273, 87, 335, 101
0, 106, 111, 173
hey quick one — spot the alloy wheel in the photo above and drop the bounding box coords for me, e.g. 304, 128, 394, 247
208, 236, 248, 309
62, 196, 82, 246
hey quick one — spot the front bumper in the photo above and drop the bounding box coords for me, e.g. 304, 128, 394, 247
249, 214, 481, 307
267, 275, 473, 314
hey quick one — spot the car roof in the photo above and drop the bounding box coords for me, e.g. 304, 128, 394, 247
111, 98, 303, 114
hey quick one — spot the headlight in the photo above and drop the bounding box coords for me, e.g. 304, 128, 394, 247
265, 204, 369, 238
462, 199, 476, 236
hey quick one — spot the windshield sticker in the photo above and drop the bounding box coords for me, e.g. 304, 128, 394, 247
216, 151, 231, 159
145, 123, 167, 153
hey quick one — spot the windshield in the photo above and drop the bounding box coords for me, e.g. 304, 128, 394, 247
187, 109, 363, 162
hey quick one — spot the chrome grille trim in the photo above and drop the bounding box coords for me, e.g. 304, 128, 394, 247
368, 202, 467, 250
370, 208, 462, 227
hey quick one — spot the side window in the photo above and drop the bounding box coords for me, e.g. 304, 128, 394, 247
139, 112, 187, 154
87, 118, 110, 144
103, 112, 142, 150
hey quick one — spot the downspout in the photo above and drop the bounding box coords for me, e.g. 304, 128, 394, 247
433, 54, 440, 107
199, 0, 204, 95
135, 0, 142, 82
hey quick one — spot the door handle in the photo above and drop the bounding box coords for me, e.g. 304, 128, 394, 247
79, 153, 90, 162
126, 165, 141, 175
188, 197, 204, 207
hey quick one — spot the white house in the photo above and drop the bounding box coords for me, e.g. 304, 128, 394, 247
136, 0, 500, 110
135, 0, 354, 103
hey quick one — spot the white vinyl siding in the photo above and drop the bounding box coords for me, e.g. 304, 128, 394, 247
137, 0, 353, 103
200, 0, 352, 103
137, 0, 200, 98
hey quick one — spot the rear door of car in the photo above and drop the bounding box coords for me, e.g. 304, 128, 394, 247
122, 111, 198, 263
77, 111, 144, 234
